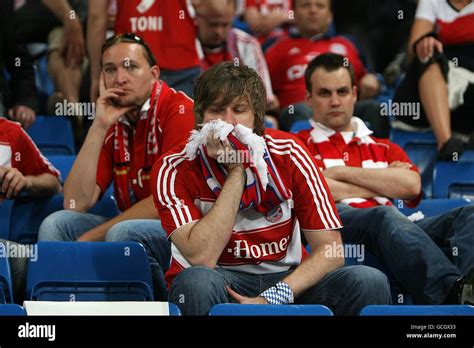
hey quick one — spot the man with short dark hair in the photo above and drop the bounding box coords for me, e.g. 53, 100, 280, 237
38, 34, 196, 300
151, 62, 392, 315
297, 52, 474, 305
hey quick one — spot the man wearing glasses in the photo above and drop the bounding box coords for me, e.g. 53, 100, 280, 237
38, 34, 196, 300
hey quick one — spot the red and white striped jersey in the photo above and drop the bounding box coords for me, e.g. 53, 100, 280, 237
152, 129, 342, 286
114, 0, 200, 70
0, 118, 59, 178
296, 118, 422, 209
415, 0, 474, 46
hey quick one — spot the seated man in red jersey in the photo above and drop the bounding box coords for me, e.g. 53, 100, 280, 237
0, 118, 61, 202
1, 118, 61, 302
265, 0, 385, 133
194, 0, 279, 123
151, 62, 391, 315
38, 34, 196, 300
296, 53, 474, 306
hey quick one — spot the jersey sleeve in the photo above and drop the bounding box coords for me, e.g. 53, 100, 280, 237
14, 126, 60, 178
415, 0, 437, 23
294, 130, 326, 169
159, 95, 195, 157
96, 130, 114, 194
151, 153, 203, 237
287, 135, 342, 231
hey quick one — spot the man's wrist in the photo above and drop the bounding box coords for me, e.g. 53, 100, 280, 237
259, 282, 294, 305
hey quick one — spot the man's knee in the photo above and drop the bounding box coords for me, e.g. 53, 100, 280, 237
372, 205, 401, 218
170, 266, 225, 295
347, 265, 391, 299
38, 210, 79, 241
105, 220, 139, 242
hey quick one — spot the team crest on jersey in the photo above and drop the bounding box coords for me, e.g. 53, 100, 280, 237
264, 205, 283, 223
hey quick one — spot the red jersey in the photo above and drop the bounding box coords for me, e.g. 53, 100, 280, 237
0, 118, 59, 178
296, 118, 421, 208
201, 48, 232, 71
415, 0, 474, 46
265, 34, 368, 108
245, 0, 293, 44
96, 81, 195, 211
152, 128, 342, 286
114, 0, 199, 70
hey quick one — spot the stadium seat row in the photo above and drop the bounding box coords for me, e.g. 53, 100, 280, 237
0, 302, 472, 316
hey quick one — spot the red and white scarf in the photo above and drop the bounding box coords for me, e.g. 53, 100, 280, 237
309, 117, 392, 208
111, 81, 162, 209
185, 120, 291, 213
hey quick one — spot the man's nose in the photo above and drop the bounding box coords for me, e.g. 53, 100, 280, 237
223, 108, 235, 124
115, 67, 127, 85
330, 93, 341, 106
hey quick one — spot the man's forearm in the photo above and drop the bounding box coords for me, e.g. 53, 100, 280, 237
325, 177, 380, 202
87, 0, 108, 83
332, 167, 421, 200
41, 0, 73, 23
78, 196, 159, 241
25, 174, 61, 197
281, 240, 344, 298
64, 123, 108, 211
182, 166, 246, 267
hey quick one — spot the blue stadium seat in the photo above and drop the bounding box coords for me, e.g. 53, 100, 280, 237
290, 120, 311, 133
395, 198, 471, 218
390, 128, 436, 149
208, 304, 333, 316
8, 194, 120, 244
27, 115, 75, 155
0, 304, 26, 316
26, 241, 154, 301
360, 305, 474, 316
0, 243, 14, 303
390, 129, 437, 198
0, 200, 14, 240
168, 303, 182, 316
405, 143, 437, 198
47, 155, 76, 183
433, 162, 474, 199
264, 119, 276, 129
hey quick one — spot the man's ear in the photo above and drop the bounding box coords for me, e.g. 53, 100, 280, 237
151, 65, 160, 81
352, 85, 358, 104
305, 90, 313, 107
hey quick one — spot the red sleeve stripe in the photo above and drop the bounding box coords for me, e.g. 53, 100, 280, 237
266, 136, 341, 229
156, 149, 193, 228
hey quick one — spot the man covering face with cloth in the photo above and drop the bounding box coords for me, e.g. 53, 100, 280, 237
151, 62, 391, 316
